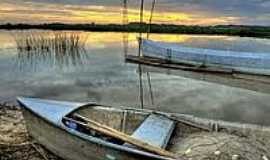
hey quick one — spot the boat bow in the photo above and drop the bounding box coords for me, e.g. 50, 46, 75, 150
17, 97, 93, 125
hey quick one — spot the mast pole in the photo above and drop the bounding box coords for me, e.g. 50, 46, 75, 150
147, 0, 156, 39
138, 0, 144, 57
140, 0, 144, 25
122, 0, 128, 57
138, 0, 144, 109
122, 0, 128, 25
146, 0, 156, 105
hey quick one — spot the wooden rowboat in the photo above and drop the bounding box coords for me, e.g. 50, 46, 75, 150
17, 97, 270, 160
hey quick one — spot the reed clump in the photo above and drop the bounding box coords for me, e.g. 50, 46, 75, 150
13, 31, 88, 53
12, 31, 89, 69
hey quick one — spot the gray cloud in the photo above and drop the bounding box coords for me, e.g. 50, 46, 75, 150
0, 0, 269, 25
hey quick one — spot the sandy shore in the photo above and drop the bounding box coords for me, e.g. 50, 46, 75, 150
0, 103, 61, 160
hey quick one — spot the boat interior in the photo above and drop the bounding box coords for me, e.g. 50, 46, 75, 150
62, 105, 204, 153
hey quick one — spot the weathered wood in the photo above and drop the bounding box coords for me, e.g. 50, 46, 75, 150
125, 55, 233, 74
18, 97, 270, 160
22, 106, 168, 160
126, 114, 175, 149
64, 114, 178, 159
75, 114, 178, 158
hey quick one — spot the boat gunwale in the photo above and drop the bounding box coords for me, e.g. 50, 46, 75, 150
141, 38, 270, 58
17, 98, 173, 160
117, 106, 270, 134
18, 98, 270, 160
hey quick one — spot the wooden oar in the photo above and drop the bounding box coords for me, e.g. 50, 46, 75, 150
63, 115, 178, 159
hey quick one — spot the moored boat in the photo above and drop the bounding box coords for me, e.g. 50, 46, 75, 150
139, 38, 270, 76
17, 97, 270, 160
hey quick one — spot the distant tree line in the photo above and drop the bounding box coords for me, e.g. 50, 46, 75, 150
1, 23, 270, 38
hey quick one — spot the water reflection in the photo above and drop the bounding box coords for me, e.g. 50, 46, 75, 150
10, 31, 267, 70
128, 34, 270, 125
1, 31, 270, 125
13, 31, 89, 70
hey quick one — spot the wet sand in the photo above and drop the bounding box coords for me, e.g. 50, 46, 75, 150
0, 103, 61, 160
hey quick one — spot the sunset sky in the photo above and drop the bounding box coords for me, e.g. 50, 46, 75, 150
0, 0, 269, 26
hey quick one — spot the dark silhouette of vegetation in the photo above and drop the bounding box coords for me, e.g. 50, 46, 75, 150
1, 23, 270, 38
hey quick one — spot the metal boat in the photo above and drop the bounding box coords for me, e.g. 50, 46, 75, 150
140, 38, 270, 76
17, 97, 270, 160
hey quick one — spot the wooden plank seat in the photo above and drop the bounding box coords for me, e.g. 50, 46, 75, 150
125, 114, 176, 149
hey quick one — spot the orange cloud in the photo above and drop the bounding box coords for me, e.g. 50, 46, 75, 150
0, 2, 240, 25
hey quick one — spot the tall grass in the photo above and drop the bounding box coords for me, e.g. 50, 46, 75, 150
12, 31, 89, 70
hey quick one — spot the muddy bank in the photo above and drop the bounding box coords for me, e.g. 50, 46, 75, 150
0, 103, 61, 160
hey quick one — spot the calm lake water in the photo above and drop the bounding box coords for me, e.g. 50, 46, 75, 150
1, 30, 270, 125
